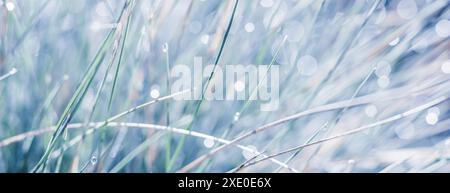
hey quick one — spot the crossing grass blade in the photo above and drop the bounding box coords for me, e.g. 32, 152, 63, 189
31, 2, 132, 172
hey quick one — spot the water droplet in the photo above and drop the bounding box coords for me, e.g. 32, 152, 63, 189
389, 37, 400, 46
9, 68, 17, 75
396, 0, 417, 20
435, 19, 450, 38
90, 156, 97, 165
233, 112, 240, 121
203, 138, 215, 148
365, 105, 378, 118
441, 60, 450, 74
162, 43, 168, 53
297, 55, 318, 76
150, 88, 160, 99
260, 0, 274, 8
242, 145, 258, 159
426, 112, 439, 125
244, 22, 255, 33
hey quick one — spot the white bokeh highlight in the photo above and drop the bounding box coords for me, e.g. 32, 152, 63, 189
365, 105, 378, 118
297, 55, 318, 76
435, 19, 450, 38
150, 86, 160, 99
441, 60, 450, 74
245, 22, 255, 33
397, 0, 418, 20
377, 76, 390, 88
5, 2, 14, 11
260, 0, 274, 8
203, 138, 215, 148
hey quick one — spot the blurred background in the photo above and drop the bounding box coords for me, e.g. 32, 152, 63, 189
0, 0, 449, 173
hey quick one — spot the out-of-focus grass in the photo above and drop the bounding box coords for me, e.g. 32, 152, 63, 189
0, 0, 449, 173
